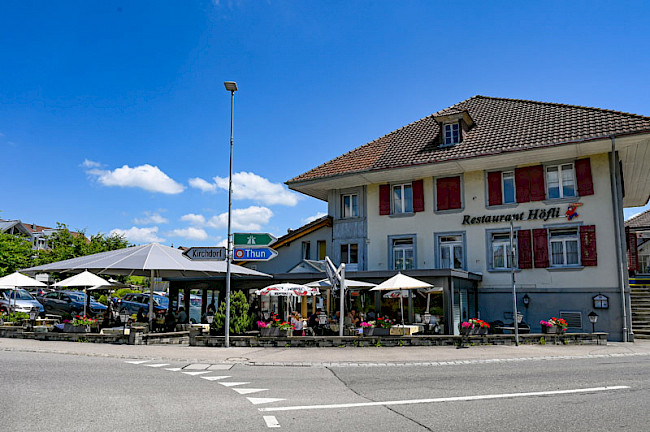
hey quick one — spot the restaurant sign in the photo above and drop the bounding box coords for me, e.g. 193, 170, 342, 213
461, 203, 582, 226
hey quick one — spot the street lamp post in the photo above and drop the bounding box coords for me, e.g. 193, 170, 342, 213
224, 81, 238, 348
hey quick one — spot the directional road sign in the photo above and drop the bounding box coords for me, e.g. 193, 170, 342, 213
183, 247, 227, 261
233, 247, 278, 261
233, 233, 277, 247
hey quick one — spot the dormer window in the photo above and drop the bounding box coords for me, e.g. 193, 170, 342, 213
443, 123, 460, 146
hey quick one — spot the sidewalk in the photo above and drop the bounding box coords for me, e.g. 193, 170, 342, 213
2, 337, 650, 366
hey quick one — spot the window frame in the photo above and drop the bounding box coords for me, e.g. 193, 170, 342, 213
487, 230, 517, 271
388, 235, 416, 270
546, 162, 577, 200
548, 227, 581, 267
392, 183, 414, 215
340, 243, 359, 266
341, 193, 359, 219
502, 171, 516, 204
442, 123, 460, 147
434, 232, 466, 270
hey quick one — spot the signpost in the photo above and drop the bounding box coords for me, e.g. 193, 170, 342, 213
182, 247, 226, 261
233, 247, 277, 261
233, 233, 277, 247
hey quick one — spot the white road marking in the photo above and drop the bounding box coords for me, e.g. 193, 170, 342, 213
183, 371, 210, 376
263, 416, 281, 428
208, 364, 234, 370
259, 386, 630, 412
184, 363, 210, 370
145, 363, 170, 368
248, 397, 286, 405
125, 360, 149, 364
233, 388, 268, 395
219, 382, 250, 387
165, 368, 183, 372
201, 376, 231, 381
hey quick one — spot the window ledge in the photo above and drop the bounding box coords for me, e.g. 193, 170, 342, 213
389, 212, 415, 218
546, 266, 584, 272
486, 203, 518, 210
487, 268, 521, 273
543, 197, 578, 205
434, 208, 464, 215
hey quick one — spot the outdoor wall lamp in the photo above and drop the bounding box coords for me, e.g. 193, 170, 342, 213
522, 294, 530, 308
423, 312, 432, 325
120, 310, 130, 335
29, 308, 38, 331
588, 311, 598, 333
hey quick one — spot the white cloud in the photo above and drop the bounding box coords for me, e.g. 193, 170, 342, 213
302, 212, 328, 224
110, 226, 165, 243
133, 211, 168, 225
180, 213, 206, 225
167, 227, 209, 241
188, 177, 217, 192
190, 171, 300, 206
88, 164, 185, 194
207, 206, 273, 231
81, 159, 101, 168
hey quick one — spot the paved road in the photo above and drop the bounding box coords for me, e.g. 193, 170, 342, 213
2, 339, 650, 431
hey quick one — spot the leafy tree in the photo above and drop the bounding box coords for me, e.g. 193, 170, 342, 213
0, 233, 34, 277
212, 291, 253, 335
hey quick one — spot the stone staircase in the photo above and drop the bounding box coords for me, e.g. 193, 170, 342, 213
631, 286, 650, 339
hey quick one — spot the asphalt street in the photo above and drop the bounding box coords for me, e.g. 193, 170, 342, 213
2, 339, 650, 431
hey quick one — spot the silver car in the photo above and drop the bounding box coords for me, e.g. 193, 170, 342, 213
0, 288, 45, 315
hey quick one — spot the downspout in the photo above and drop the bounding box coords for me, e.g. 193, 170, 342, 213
609, 136, 629, 342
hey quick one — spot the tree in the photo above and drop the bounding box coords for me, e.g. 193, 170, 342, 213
213, 291, 253, 335
0, 233, 34, 277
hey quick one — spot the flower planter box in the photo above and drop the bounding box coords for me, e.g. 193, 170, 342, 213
260, 327, 280, 337
63, 323, 89, 333
471, 327, 488, 335
366, 327, 390, 336
541, 325, 565, 334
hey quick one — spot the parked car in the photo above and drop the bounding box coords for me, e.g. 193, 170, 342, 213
114, 293, 168, 317
0, 288, 45, 315
37, 290, 107, 317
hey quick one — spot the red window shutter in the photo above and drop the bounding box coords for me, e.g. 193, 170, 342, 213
626, 227, 639, 272
412, 179, 424, 212
436, 178, 450, 211
515, 167, 531, 203
529, 165, 546, 201
379, 184, 391, 215
487, 171, 502, 206
580, 225, 597, 266
576, 158, 594, 196
532, 228, 549, 268
448, 176, 462, 209
517, 229, 533, 269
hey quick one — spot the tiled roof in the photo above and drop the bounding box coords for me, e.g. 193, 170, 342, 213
626, 209, 650, 229
288, 96, 650, 183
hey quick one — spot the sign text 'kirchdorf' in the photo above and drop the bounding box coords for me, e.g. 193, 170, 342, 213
182, 247, 226, 261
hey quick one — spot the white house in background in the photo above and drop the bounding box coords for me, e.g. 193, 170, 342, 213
286, 95, 650, 341
0, 219, 80, 250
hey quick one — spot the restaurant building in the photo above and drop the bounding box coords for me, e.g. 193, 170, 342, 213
286, 96, 650, 341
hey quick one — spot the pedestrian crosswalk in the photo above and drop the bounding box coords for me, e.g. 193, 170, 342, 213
124, 359, 284, 428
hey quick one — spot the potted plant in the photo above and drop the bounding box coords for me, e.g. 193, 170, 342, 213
460, 318, 490, 335
370, 317, 393, 336
258, 320, 280, 337
277, 320, 294, 336
360, 321, 373, 335
63, 315, 96, 333
540, 317, 568, 334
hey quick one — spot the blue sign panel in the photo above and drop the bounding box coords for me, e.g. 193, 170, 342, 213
233, 247, 278, 261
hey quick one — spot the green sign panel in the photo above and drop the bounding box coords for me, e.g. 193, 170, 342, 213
233, 232, 277, 247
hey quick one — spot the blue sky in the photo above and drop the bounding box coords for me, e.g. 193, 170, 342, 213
1, 1, 649, 246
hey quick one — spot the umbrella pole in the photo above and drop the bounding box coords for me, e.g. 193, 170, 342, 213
426, 293, 431, 313
84, 288, 88, 317
149, 269, 155, 332
400, 296, 405, 336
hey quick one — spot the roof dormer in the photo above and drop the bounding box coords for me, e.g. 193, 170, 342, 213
433, 109, 474, 147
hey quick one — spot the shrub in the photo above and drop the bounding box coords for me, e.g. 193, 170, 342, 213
114, 288, 138, 299
212, 291, 253, 335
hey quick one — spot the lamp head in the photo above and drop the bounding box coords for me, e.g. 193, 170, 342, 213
224, 81, 238, 92
588, 311, 598, 323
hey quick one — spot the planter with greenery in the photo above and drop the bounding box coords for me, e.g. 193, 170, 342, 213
211, 291, 254, 335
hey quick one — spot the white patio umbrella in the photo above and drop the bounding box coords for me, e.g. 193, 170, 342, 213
382, 289, 410, 299
54, 270, 113, 317
255, 283, 320, 321
370, 272, 433, 334
0, 272, 47, 313
305, 279, 376, 288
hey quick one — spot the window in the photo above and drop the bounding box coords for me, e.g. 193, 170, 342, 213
443, 123, 460, 146
502, 171, 515, 204
439, 235, 464, 269
341, 193, 358, 218
301, 241, 311, 260
549, 229, 580, 266
392, 184, 413, 214
491, 232, 516, 269
639, 253, 650, 274
546, 163, 576, 199
392, 238, 414, 270
436, 176, 462, 211
340, 243, 358, 265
